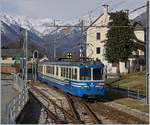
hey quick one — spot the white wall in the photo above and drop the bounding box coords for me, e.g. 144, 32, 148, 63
134, 30, 144, 42
86, 11, 110, 66
1, 57, 15, 64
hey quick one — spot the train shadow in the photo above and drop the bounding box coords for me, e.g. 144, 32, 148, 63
85, 91, 127, 103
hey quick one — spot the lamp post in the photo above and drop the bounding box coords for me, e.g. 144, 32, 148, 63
146, 0, 149, 104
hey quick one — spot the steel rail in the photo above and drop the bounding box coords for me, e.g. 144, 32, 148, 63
28, 84, 79, 123
38, 84, 83, 124
80, 102, 102, 124
65, 94, 84, 124
30, 82, 102, 124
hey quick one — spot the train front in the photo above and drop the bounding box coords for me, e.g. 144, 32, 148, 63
70, 63, 105, 98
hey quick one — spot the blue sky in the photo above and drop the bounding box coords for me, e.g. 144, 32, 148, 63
1, 0, 147, 21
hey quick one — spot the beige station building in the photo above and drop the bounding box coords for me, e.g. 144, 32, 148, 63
86, 5, 145, 74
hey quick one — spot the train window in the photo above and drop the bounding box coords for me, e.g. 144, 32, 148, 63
63, 68, 65, 77
64, 68, 67, 77
38, 66, 42, 72
80, 68, 91, 80
71, 69, 73, 79
46, 66, 54, 74
66, 68, 69, 78
61, 67, 64, 77
56, 67, 59, 76
72, 68, 77, 80
93, 68, 103, 80
69, 68, 71, 79
75, 69, 77, 79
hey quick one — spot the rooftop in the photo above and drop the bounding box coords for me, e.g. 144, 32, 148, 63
39, 61, 104, 68
1, 49, 32, 58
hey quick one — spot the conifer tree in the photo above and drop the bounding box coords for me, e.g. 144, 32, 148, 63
105, 11, 135, 75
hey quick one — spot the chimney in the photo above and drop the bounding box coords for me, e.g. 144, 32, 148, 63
102, 4, 109, 14
124, 9, 129, 16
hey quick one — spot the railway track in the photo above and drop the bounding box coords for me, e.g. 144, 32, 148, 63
66, 94, 102, 124
28, 82, 102, 124
29, 83, 79, 124
41, 83, 102, 124
28, 81, 148, 124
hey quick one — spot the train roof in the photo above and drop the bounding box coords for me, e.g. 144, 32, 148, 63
39, 61, 104, 69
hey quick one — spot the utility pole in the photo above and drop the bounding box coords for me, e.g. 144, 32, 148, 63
80, 20, 84, 61
146, 0, 149, 104
22, 29, 28, 87
53, 20, 56, 61
24, 29, 28, 86
88, 11, 93, 24
130, 1, 149, 104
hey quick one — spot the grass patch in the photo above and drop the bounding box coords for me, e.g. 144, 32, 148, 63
114, 98, 149, 113
106, 71, 146, 95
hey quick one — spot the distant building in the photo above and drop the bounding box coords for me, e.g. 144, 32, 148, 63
1, 49, 33, 65
1, 49, 23, 65
86, 5, 145, 74
130, 18, 145, 72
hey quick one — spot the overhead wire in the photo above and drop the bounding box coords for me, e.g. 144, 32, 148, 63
46, 0, 146, 57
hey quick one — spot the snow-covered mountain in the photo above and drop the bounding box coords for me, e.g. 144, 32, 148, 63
1, 14, 61, 37
1, 14, 83, 59
1, 11, 145, 59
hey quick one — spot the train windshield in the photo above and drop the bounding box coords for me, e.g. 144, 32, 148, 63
80, 68, 91, 80
93, 68, 103, 80
80, 68, 103, 80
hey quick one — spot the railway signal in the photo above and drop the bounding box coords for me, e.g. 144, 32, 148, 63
67, 52, 72, 59
33, 50, 38, 60
32, 50, 39, 81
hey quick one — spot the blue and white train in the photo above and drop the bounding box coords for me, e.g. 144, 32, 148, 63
37, 61, 105, 98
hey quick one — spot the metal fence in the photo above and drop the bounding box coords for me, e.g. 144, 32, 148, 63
1, 73, 13, 80
6, 74, 29, 124
106, 85, 146, 101
11, 73, 25, 91
127, 88, 146, 101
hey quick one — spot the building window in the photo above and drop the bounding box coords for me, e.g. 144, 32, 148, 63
96, 47, 101, 54
96, 32, 101, 40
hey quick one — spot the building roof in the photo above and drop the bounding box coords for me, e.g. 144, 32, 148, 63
132, 12, 146, 28
1, 49, 32, 58
130, 20, 144, 31
85, 13, 104, 31
39, 61, 104, 69
1, 49, 23, 58
86, 11, 146, 31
